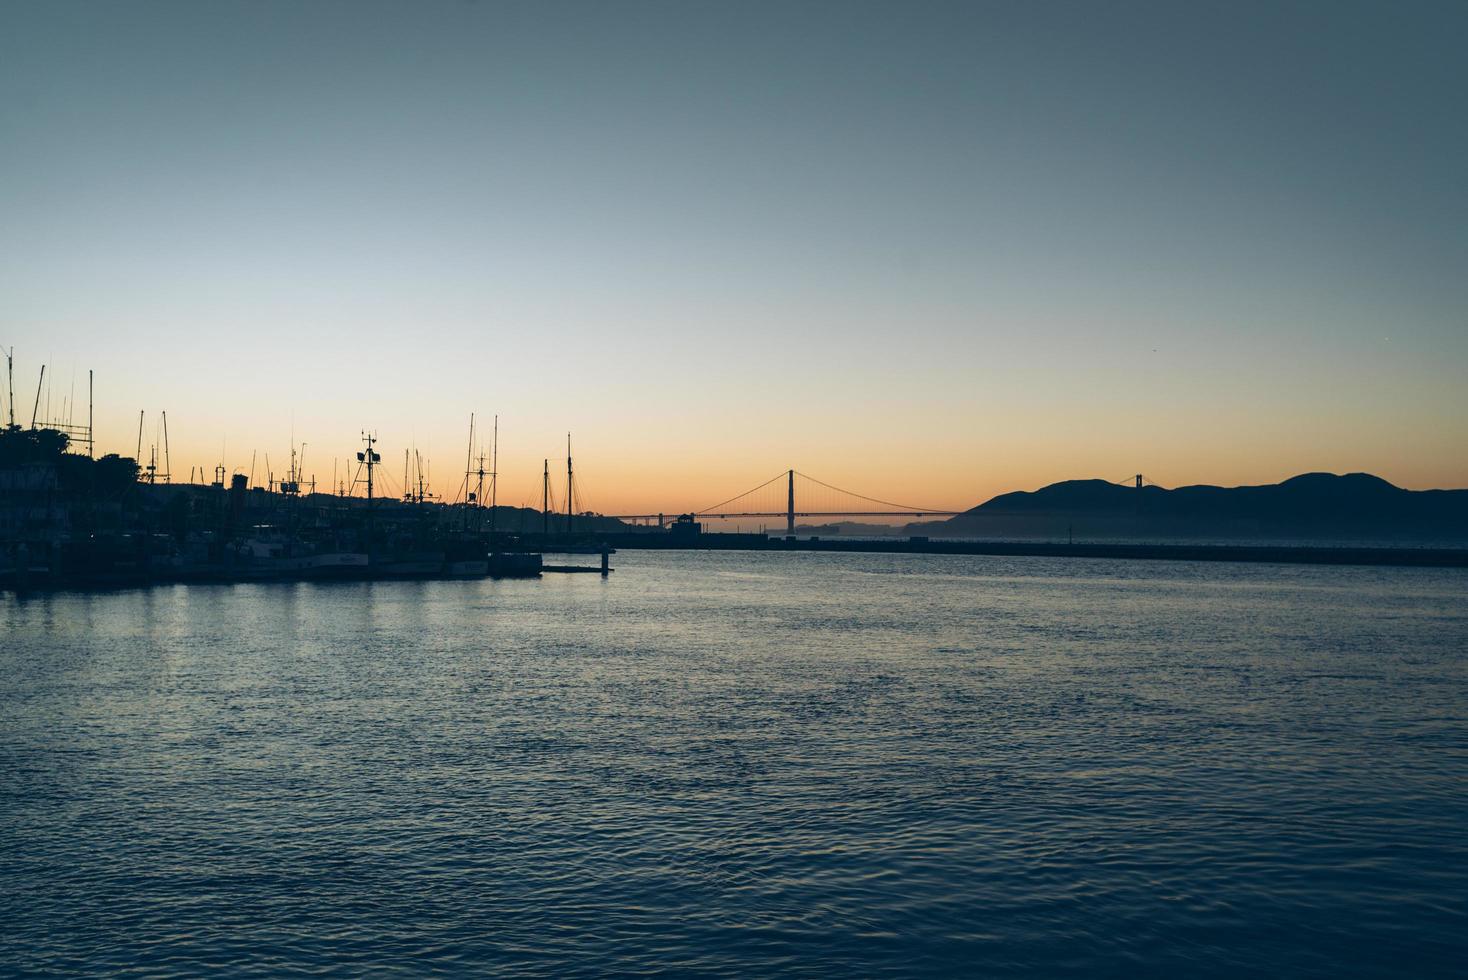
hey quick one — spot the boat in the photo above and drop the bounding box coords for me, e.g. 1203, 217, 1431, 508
308, 552, 370, 579
487, 552, 542, 577
373, 551, 446, 578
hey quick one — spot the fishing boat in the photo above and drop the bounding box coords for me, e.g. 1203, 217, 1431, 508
308, 551, 370, 579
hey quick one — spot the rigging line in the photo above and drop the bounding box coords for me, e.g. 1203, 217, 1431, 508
571, 469, 586, 513
374, 464, 402, 499
792, 471, 944, 513
694, 471, 789, 515
376, 465, 404, 499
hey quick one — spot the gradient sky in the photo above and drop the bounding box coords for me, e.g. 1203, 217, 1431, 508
2, 0, 1465, 515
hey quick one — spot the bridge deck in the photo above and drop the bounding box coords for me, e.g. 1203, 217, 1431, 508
607, 511, 960, 521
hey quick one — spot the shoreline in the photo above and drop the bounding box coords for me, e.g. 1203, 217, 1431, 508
6, 536, 1466, 593
605, 534, 1468, 569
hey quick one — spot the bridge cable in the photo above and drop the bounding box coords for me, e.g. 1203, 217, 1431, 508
793, 471, 947, 514
694, 471, 789, 516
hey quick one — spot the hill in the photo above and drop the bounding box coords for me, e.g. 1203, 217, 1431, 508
915, 473, 1468, 543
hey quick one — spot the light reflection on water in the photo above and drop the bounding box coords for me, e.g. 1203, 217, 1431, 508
3, 551, 1466, 977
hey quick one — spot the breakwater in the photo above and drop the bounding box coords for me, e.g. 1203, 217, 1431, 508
603, 532, 1468, 569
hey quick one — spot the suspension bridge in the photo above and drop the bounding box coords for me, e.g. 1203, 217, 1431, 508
606, 469, 963, 534
603, 470, 1169, 535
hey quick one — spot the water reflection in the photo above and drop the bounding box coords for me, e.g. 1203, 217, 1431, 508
3, 552, 1466, 976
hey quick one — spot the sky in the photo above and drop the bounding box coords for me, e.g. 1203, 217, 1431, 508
2, 0, 1465, 515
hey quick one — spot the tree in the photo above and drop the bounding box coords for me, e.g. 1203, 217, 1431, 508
0, 426, 71, 465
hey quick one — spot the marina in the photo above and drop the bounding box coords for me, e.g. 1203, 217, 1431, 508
0, 401, 613, 590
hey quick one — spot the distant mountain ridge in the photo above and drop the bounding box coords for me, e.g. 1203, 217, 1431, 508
917, 473, 1468, 542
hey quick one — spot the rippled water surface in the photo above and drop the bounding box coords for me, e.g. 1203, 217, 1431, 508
4, 552, 1467, 976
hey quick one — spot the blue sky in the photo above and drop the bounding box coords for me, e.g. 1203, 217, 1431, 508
2, 1, 1464, 509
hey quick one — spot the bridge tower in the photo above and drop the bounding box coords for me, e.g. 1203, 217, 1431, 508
787, 468, 795, 536
1135, 474, 1143, 489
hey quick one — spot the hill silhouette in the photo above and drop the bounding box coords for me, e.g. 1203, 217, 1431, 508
915, 473, 1468, 543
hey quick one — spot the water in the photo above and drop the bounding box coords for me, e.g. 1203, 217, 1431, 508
3, 551, 1466, 977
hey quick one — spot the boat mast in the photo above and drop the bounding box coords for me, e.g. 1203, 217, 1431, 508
463, 412, 475, 527
31, 365, 44, 428
360, 431, 379, 558
489, 415, 498, 538
358, 431, 378, 504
